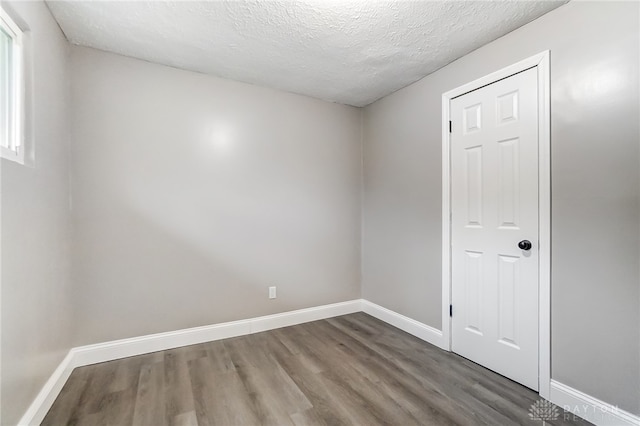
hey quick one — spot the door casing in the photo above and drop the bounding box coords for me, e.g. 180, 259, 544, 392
441, 51, 551, 398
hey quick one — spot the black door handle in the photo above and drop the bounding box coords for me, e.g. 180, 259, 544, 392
518, 240, 532, 251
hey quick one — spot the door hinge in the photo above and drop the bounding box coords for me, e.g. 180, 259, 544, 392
449, 121, 452, 133
449, 304, 453, 317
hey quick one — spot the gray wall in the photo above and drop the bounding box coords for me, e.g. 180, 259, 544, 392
70, 46, 362, 346
1, 1, 73, 424
362, 1, 639, 415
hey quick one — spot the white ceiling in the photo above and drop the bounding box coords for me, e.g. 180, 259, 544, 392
46, 1, 567, 107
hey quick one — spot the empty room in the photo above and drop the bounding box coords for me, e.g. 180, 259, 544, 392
1, 0, 638, 425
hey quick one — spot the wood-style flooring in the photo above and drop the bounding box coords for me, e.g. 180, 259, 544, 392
42, 313, 591, 426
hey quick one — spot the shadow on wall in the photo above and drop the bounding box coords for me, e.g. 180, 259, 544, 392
68, 45, 361, 349
72, 178, 355, 346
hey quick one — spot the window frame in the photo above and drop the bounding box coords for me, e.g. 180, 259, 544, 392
1, 7, 24, 164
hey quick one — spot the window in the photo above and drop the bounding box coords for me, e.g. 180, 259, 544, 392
1, 8, 24, 164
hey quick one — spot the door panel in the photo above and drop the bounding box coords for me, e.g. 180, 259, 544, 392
451, 67, 539, 390
465, 146, 483, 226
497, 254, 519, 348
464, 250, 483, 335
497, 137, 520, 228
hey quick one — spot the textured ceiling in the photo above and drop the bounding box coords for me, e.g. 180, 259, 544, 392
46, 1, 567, 107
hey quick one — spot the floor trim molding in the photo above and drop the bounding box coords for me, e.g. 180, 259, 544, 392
549, 379, 640, 426
71, 299, 362, 368
18, 299, 361, 425
361, 300, 447, 350
19, 300, 638, 426
17, 352, 76, 426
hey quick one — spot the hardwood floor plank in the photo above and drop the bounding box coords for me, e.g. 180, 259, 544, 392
173, 410, 198, 426
81, 387, 138, 426
202, 340, 235, 374
164, 347, 200, 422
289, 407, 328, 426
272, 348, 358, 425
271, 326, 328, 375
188, 355, 260, 426
79, 361, 121, 417
306, 319, 465, 425
42, 313, 592, 426
326, 316, 524, 425
131, 361, 166, 426
225, 335, 311, 425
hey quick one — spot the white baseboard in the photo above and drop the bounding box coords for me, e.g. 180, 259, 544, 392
18, 299, 361, 425
70, 318, 253, 368
361, 299, 447, 350
549, 380, 640, 426
20, 300, 639, 426
17, 352, 75, 426
73, 299, 362, 367
249, 299, 363, 334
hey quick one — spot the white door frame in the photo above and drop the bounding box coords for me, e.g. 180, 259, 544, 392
441, 51, 551, 398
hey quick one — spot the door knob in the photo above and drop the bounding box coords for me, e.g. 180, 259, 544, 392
518, 240, 532, 251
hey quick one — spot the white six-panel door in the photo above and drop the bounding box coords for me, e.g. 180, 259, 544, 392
450, 67, 539, 390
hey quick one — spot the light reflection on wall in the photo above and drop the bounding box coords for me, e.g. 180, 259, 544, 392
559, 61, 625, 102
554, 58, 628, 124
576, 65, 624, 100
208, 123, 235, 155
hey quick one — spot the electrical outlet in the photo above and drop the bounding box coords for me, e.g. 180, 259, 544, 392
268, 286, 277, 299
